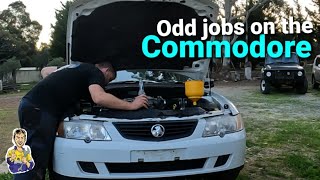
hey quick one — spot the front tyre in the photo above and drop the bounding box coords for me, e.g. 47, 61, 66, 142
260, 79, 271, 94
312, 75, 319, 89
296, 78, 308, 94
198, 168, 241, 180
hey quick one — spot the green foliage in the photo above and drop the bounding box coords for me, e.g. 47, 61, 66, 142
0, 173, 13, 180
0, 1, 42, 45
0, 171, 50, 180
50, 1, 73, 59
306, 0, 320, 59
225, 0, 289, 69
0, 28, 29, 59
0, 1, 42, 66
30, 48, 51, 69
0, 57, 21, 77
285, 154, 320, 179
47, 57, 66, 67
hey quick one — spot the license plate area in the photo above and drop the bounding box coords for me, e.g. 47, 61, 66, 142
275, 71, 294, 79
130, 149, 185, 162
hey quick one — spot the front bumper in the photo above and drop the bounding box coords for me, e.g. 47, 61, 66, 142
53, 125, 246, 179
262, 71, 305, 85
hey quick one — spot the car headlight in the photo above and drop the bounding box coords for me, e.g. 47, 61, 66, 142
297, 71, 303, 76
202, 114, 244, 138
266, 72, 272, 77
58, 120, 111, 141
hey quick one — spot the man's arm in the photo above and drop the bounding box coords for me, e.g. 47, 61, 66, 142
6, 149, 15, 165
89, 84, 148, 110
22, 157, 31, 168
40, 66, 58, 78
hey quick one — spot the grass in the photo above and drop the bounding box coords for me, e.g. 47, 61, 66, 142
285, 154, 320, 179
0, 83, 35, 161
0, 172, 13, 180
225, 85, 320, 179
0, 82, 49, 180
1, 81, 320, 179
0, 171, 50, 179
0, 82, 61, 180
0, 108, 19, 161
241, 119, 320, 178
18, 82, 38, 92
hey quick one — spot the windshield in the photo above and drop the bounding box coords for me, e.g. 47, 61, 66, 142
266, 54, 299, 65
111, 70, 193, 83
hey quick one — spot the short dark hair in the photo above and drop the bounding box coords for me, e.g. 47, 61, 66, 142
13, 128, 27, 139
96, 61, 116, 78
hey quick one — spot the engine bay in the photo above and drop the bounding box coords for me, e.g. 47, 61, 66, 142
78, 83, 220, 119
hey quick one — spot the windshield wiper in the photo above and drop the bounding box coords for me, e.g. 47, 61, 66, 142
283, 62, 298, 64
111, 80, 138, 84
111, 80, 162, 84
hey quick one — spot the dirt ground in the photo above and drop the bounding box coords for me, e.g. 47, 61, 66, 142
0, 93, 22, 162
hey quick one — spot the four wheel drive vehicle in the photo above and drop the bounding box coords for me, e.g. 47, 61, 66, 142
260, 53, 308, 94
312, 55, 320, 89
52, 0, 246, 179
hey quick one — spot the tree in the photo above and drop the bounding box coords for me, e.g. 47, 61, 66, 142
0, 57, 21, 83
207, 0, 294, 81
306, 0, 320, 59
0, 1, 42, 84
306, 0, 320, 32
31, 47, 51, 69
246, 0, 287, 67
50, 1, 73, 59
0, 1, 42, 59
0, 29, 29, 60
214, 0, 271, 68
47, 57, 66, 67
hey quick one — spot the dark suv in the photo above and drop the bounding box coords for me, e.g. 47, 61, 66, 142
260, 53, 308, 94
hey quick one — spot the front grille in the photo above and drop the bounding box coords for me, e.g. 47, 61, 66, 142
106, 158, 206, 173
113, 120, 198, 141
275, 71, 295, 79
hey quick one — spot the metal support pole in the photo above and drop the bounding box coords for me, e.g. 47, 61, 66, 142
245, 0, 249, 63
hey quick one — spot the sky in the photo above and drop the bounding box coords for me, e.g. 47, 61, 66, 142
0, 0, 68, 47
0, 0, 314, 47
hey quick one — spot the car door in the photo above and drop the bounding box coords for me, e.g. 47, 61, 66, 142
315, 57, 320, 82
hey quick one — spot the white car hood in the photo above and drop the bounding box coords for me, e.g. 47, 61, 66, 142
67, 0, 218, 74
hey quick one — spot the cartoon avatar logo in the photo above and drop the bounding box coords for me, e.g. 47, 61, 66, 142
5, 128, 35, 174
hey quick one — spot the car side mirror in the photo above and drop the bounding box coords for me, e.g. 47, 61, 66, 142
204, 80, 214, 88
300, 61, 305, 67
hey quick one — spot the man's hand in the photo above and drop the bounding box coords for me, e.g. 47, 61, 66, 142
22, 157, 27, 164
89, 85, 149, 110
10, 153, 16, 162
130, 95, 149, 110
22, 157, 30, 168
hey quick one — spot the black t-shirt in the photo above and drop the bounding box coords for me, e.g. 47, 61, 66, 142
24, 64, 105, 116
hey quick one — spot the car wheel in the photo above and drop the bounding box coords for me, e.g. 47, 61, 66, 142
296, 78, 308, 94
312, 75, 319, 89
260, 79, 271, 94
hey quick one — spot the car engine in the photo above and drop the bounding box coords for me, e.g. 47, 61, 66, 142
77, 83, 220, 119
